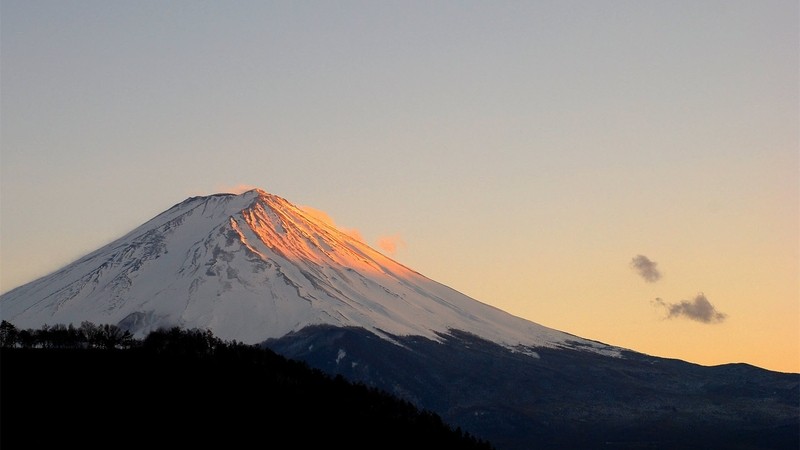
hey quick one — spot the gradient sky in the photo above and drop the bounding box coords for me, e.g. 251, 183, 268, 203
1, 0, 797, 373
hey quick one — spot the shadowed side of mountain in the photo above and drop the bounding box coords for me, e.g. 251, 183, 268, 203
265, 325, 800, 450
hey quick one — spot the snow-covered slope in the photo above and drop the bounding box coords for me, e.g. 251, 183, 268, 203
1, 189, 619, 357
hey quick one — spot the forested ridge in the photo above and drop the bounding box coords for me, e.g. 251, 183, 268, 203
0, 321, 494, 449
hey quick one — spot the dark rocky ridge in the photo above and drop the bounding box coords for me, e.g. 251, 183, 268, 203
266, 325, 799, 450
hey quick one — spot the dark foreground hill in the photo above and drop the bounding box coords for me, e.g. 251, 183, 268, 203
0, 326, 493, 450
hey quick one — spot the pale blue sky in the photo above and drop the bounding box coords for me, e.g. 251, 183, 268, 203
2, 1, 797, 372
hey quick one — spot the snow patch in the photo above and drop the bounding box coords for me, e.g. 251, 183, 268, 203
336, 348, 346, 364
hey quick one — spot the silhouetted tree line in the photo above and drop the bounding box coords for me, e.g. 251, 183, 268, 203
1, 321, 495, 450
0, 320, 134, 349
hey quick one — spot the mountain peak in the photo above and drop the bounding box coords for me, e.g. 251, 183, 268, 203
1, 189, 621, 358
240, 187, 272, 201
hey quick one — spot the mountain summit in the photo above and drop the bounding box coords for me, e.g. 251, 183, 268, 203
4, 189, 797, 450
1, 188, 616, 356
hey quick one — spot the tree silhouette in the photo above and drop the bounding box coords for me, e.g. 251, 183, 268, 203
1, 323, 498, 450
0, 321, 18, 348
96, 324, 133, 349
79, 321, 101, 347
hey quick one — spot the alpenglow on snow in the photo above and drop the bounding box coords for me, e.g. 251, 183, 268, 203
1, 188, 619, 357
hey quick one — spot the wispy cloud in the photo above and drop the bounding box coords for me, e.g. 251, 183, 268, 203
215, 183, 259, 194
652, 293, 727, 324
299, 206, 406, 254
631, 255, 661, 283
377, 234, 405, 256
299, 206, 365, 243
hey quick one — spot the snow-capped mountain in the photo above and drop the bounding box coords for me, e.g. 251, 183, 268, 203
3, 188, 797, 450
1, 188, 617, 357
